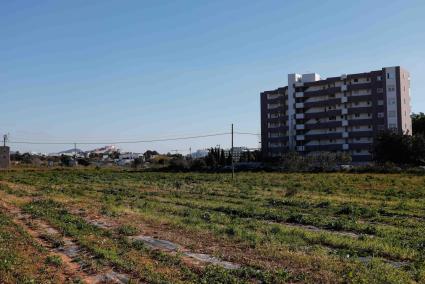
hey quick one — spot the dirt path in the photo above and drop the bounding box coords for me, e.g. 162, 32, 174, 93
81, 214, 241, 270
0, 195, 133, 284
0, 180, 241, 275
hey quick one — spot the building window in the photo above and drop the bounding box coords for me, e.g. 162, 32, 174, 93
378, 100, 384, 106
387, 73, 394, 79
377, 88, 383, 93
388, 86, 395, 92
389, 111, 396, 117
355, 113, 360, 118
354, 79, 358, 83
377, 76, 382, 81
388, 98, 396, 105
378, 112, 384, 118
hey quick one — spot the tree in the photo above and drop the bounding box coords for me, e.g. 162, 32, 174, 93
373, 131, 425, 165
168, 158, 189, 171
205, 148, 217, 167
132, 157, 143, 169
412, 113, 425, 135
143, 150, 159, 161
219, 149, 226, 166
373, 132, 412, 164
191, 159, 207, 170
60, 155, 72, 167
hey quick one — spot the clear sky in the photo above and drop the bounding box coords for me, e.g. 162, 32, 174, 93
1, 0, 424, 154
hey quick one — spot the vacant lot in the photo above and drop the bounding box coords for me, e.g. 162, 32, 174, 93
0, 168, 424, 283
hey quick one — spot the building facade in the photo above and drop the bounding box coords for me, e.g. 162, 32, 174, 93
261, 66, 411, 162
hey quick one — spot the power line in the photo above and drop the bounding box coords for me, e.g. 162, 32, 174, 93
8, 132, 232, 145
234, 131, 260, 136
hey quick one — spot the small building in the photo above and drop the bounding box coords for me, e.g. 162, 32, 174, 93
0, 146, 10, 169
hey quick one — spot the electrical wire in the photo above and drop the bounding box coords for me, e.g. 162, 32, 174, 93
8, 132, 233, 145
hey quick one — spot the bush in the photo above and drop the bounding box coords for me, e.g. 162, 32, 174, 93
190, 159, 207, 171
45, 255, 63, 267
280, 151, 352, 172
116, 225, 138, 236
168, 158, 189, 171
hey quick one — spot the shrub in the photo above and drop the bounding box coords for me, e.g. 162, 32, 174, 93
45, 255, 63, 267
116, 225, 138, 236
191, 159, 207, 171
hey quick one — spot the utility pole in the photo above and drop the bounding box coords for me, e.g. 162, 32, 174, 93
189, 147, 192, 159
3, 135, 7, 147
231, 123, 234, 179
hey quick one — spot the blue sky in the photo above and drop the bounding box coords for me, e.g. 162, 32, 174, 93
1, 0, 424, 154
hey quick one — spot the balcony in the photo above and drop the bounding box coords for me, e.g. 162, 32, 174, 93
267, 116, 288, 123
348, 83, 371, 91
305, 144, 343, 152
305, 132, 342, 140
267, 136, 288, 143
267, 97, 285, 104
303, 87, 340, 98
305, 121, 342, 130
349, 143, 373, 150
304, 98, 341, 108
268, 126, 289, 133
294, 82, 304, 87
295, 113, 305, 119
297, 146, 305, 151
342, 120, 348, 127
348, 95, 374, 103
342, 108, 348, 115
295, 92, 304, 98
348, 119, 374, 127
295, 103, 304, 108
341, 97, 348, 103
342, 132, 349, 138
268, 147, 287, 153
296, 124, 305, 130
341, 85, 348, 91
296, 135, 305, 141
349, 131, 374, 138
304, 109, 341, 120
348, 107, 373, 115
342, 144, 349, 150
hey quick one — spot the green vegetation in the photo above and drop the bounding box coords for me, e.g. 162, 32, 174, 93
1, 168, 425, 283
0, 210, 64, 283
